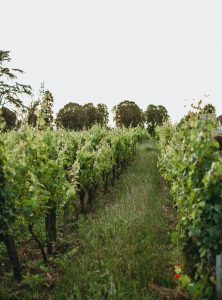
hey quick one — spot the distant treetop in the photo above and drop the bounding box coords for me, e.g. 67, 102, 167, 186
112, 100, 144, 128
203, 103, 216, 114
145, 104, 169, 135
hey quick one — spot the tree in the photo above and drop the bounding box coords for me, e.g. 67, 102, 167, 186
38, 90, 54, 129
0, 50, 32, 110
97, 103, 109, 126
56, 102, 88, 130
26, 83, 44, 127
1, 107, 16, 131
83, 103, 102, 128
145, 104, 169, 134
112, 100, 143, 128
27, 100, 39, 127
203, 103, 216, 114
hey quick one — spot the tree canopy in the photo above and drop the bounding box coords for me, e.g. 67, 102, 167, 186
97, 103, 109, 126
1, 107, 16, 131
56, 102, 88, 130
56, 102, 109, 130
113, 100, 143, 128
27, 100, 39, 127
145, 104, 169, 134
203, 103, 216, 114
83, 103, 102, 128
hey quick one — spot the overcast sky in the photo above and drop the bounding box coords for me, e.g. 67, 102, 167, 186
1, 0, 222, 124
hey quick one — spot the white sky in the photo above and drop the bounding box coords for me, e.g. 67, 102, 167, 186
1, 0, 222, 124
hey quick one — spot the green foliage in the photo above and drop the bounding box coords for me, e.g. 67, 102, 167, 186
83, 102, 103, 128
157, 115, 222, 299
0, 137, 11, 240
203, 104, 216, 114
56, 102, 109, 130
38, 90, 54, 129
155, 121, 176, 148
27, 99, 39, 127
97, 103, 109, 126
56, 102, 88, 130
0, 50, 32, 110
175, 265, 214, 299
113, 100, 144, 128
178, 101, 216, 129
2, 127, 74, 228
1, 107, 16, 131
0, 124, 147, 281
145, 104, 169, 135
27, 83, 45, 128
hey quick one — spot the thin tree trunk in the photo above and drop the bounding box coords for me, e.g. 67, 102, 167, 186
73, 201, 79, 221
63, 202, 69, 227
45, 203, 57, 255
87, 187, 95, 207
111, 165, 116, 186
117, 159, 121, 178
28, 224, 47, 263
79, 190, 85, 214
3, 233, 22, 281
104, 173, 109, 194
45, 216, 53, 255
121, 161, 125, 172
51, 206, 56, 240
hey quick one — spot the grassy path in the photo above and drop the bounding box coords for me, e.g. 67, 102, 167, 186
52, 142, 179, 300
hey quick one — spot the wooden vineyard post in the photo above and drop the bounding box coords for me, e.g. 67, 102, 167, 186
216, 254, 222, 299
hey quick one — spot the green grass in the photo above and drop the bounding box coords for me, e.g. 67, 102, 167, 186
51, 141, 180, 300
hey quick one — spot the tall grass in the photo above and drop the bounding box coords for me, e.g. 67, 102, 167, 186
52, 142, 179, 300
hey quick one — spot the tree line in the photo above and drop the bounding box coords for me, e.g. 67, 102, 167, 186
0, 50, 217, 135
0, 50, 170, 135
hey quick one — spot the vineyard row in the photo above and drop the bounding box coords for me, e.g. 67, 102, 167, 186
157, 116, 222, 299
0, 125, 149, 281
